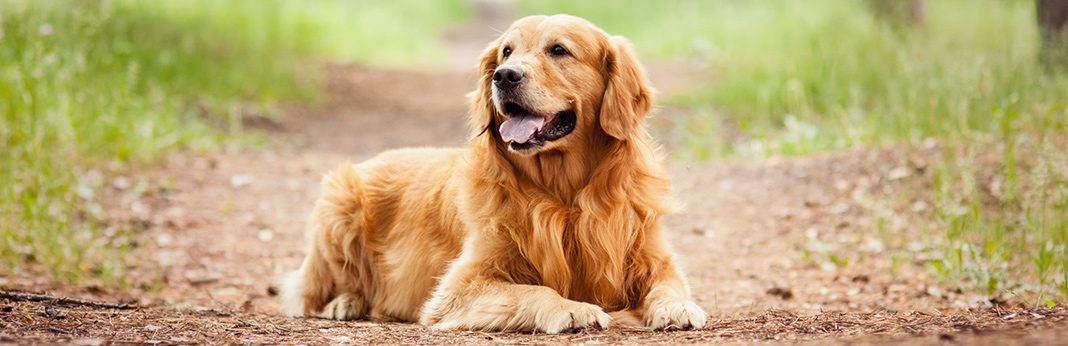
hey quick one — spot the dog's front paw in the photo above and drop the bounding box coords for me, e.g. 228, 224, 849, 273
645, 300, 707, 330
318, 293, 367, 321
537, 301, 612, 334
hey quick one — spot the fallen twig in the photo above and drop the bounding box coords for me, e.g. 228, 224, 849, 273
0, 290, 135, 309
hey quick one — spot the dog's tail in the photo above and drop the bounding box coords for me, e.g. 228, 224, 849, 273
281, 163, 368, 317
314, 163, 366, 236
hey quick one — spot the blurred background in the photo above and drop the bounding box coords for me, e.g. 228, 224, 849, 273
2, 0, 1067, 308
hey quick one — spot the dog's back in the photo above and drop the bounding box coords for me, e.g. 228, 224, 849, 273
282, 147, 469, 321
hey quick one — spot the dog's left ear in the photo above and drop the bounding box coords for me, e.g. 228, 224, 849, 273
468, 37, 503, 138
599, 36, 653, 141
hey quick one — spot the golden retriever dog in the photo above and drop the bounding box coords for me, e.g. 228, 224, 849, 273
281, 14, 707, 333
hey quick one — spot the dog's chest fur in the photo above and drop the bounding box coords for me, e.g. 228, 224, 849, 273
495, 192, 650, 310
462, 136, 670, 311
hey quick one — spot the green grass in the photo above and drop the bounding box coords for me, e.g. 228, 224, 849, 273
522, 0, 1068, 302
0, 0, 466, 284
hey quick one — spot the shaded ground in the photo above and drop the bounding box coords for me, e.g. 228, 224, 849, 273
2, 300, 1066, 344
4, 4, 1068, 344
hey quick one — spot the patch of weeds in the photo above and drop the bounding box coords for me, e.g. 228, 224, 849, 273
928, 134, 1068, 301
800, 228, 852, 272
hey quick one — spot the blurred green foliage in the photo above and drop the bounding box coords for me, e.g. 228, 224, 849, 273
524, 0, 1065, 155
0, 0, 466, 284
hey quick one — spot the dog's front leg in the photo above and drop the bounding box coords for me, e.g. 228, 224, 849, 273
418, 241, 611, 333
638, 236, 709, 330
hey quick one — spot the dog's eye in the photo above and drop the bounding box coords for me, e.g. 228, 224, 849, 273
549, 45, 568, 57
502, 47, 512, 58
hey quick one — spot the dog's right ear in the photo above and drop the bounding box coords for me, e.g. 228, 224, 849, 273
468, 36, 503, 139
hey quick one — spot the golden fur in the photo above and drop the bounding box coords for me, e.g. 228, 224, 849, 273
281, 15, 707, 333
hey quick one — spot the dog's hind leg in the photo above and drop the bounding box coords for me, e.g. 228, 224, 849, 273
281, 248, 337, 317
281, 164, 374, 320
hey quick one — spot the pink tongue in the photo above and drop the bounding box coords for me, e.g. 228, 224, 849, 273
499, 115, 545, 144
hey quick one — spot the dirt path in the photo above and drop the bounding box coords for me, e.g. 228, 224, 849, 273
4, 6, 1068, 344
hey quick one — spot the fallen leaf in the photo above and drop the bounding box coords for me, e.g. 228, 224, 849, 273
887, 167, 911, 180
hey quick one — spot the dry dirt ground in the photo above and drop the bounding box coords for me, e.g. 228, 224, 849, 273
4, 10, 1068, 345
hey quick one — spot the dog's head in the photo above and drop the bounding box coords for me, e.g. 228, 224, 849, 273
470, 15, 653, 156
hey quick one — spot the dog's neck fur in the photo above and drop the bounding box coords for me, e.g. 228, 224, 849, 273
473, 126, 666, 208
505, 132, 614, 202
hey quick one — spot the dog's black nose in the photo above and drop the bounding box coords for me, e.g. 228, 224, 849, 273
492, 66, 524, 90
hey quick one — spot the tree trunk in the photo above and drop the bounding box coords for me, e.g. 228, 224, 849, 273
867, 0, 926, 27
1038, 0, 1068, 66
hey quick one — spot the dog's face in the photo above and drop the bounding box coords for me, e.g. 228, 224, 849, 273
472, 15, 652, 156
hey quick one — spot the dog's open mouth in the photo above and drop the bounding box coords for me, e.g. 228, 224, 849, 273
499, 102, 576, 151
